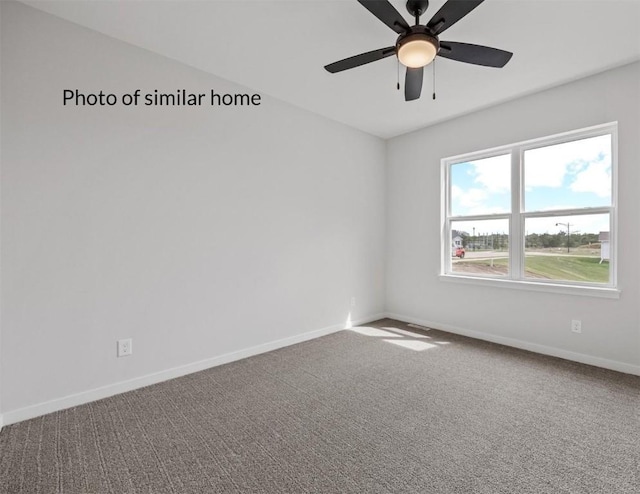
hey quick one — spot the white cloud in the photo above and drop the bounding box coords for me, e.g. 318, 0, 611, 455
570, 160, 611, 198
469, 154, 510, 193
452, 155, 510, 215
451, 184, 463, 200
453, 188, 509, 216
524, 134, 611, 189
459, 188, 488, 209
524, 158, 568, 188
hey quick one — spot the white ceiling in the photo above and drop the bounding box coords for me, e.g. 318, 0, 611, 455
22, 0, 640, 138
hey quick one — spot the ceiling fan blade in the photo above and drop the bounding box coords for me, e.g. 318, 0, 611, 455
438, 42, 513, 67
405, 67, 424, 101
325, 46, 396, 73
427, 0, 484, 35
357, 0, 410, 34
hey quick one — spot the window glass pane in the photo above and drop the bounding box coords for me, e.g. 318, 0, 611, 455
524, 214, 610, 284
524, 134, 612, 212
450, 154, 511, 216
450, 219, 509, 276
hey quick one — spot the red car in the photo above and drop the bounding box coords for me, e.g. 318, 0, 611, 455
453, 247, 465, 258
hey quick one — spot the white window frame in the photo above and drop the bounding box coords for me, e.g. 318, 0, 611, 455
440, 122, 619, 299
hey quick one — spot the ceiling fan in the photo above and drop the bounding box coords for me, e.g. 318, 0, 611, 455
325, 0, 513, 101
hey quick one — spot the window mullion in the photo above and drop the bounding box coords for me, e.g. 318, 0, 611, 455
441, 162, 449, 274
523, 206, 612, 219
509, 148, 523, 280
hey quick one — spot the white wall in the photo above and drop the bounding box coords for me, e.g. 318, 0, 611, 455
0, 2, 386, 419
386, 62, 640, 372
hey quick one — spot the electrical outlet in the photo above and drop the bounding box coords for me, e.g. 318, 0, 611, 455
117, 338, 133, 357
350, 297, 356, 307
571, 320, 582, 334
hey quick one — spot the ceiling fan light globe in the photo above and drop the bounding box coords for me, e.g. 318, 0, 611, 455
398, 37, 437, 68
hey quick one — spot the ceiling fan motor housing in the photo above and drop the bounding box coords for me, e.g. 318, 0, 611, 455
396, 26, 440, 68
406, 0, 429, 17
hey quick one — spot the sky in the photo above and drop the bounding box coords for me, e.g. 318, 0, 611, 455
450, 134, 612, 236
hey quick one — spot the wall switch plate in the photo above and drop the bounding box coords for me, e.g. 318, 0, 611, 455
117, 338, 133, 357
571, 320, 582, 333
350, 297, 356, 307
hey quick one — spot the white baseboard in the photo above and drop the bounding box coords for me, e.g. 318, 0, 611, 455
385, 312, 640, 377
2, 313, 386, 427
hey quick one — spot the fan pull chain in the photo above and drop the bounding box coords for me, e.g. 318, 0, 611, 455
432, 59, 437, 100
397, 58, 400, 91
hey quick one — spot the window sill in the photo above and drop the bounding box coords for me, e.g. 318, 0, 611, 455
439, 274, 620, 299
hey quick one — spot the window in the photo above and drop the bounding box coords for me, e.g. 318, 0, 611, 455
441, 123, 617, 295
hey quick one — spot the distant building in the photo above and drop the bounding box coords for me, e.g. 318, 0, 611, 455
452, 230, 464, 249
599, 231, 610, 263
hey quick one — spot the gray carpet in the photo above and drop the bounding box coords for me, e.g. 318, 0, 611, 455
1, 319, 638, 493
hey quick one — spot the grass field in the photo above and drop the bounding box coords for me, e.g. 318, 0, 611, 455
524, 256, 609, 282
454, 255, 609, 283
